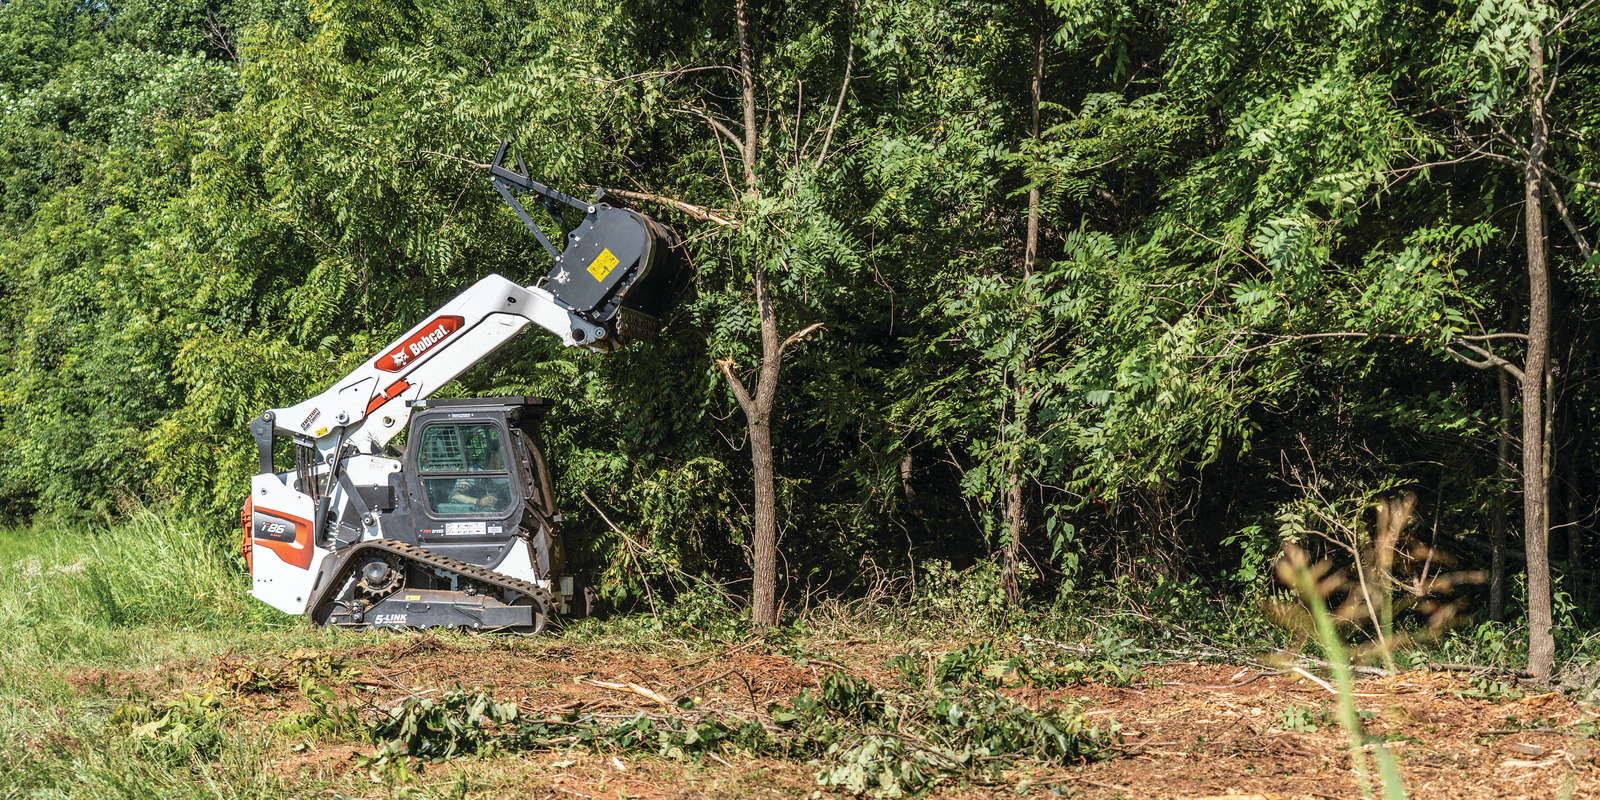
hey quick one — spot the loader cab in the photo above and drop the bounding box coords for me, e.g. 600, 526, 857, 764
399, 397, 562, 574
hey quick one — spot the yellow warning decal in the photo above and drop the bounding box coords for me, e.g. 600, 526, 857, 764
587, 248, 620, 282
404, 594, 421, 601
314, 427, 329, 437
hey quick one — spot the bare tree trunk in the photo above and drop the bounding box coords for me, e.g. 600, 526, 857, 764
1492, 369, 1512, 622
735, 0, 757, 193
1522, 27, 1556, 679
718, 0, 776, 628
1002, 0, 1046, 604
748, 266, 781, 627
1565, 430, 1582, 597
1567, 458, 1582, 592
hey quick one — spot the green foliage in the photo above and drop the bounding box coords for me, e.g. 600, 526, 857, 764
369, 690, 520, 763
781, 673, 1117, 796
889, 639, 1139, 690
1451, 675, 1525, 703
0, 0, 1593, 658
367, 671, 1118, 798
112, 692, 232, 764
1276, 704, 1328, 733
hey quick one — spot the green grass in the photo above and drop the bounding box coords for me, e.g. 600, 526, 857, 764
0, 511, 340, 799
0, 512, 306, 696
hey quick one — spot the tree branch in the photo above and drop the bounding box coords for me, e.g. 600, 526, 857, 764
1481, 149, 1600, 191
1447, 340, 1526, 382
778, 323, 824, 360
602, 188, 740, 228
1550, 0, 1599, 35
418, 150, 493, 170
1384, 152, 1491, 178
582, 64, 742, 86
736, 0, 758, 191
1233, 331, 1405, 357
1456, 332, 1529, 341
716, 358, 756, 417
1540, 174, 1594, 261
674, 107, 747, 164
812, 38, 854, 170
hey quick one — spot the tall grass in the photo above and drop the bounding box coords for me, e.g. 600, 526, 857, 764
1280, 547, 1408, 800
0, 511, 254, 627
0, 510, 302, 700
0, 511, 327, 799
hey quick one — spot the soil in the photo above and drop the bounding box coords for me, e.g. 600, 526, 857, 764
109, 635, 1600, 799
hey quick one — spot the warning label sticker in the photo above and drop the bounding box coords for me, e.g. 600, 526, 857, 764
587, 248, 620, 282
444, 521, 487, 536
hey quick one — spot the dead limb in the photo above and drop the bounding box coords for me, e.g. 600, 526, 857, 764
601, 188, 740, 228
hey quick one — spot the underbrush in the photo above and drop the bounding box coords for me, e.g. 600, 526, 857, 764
566, 553, 1598, 695
568, 556, 1290, 656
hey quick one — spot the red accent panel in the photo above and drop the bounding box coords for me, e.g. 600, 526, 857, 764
253, 508, 314, 570
364, 378, 413, 414
376, 315, 465, 373
240, 496, 254, 573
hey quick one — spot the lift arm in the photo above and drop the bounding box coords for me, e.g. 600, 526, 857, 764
249, 142, 683, 470
251, 276, 595, 465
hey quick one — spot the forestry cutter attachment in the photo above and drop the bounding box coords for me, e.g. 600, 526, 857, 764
240, 142, 683, 634
487, 141, 684, 349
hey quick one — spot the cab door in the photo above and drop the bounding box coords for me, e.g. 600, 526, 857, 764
409, 418, 523, 541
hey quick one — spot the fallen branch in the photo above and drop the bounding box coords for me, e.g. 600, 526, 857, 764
1478, 727, 1568, 736
1291, 666, 1338, 695
1426, 662, 1536, 679
584, 679, 674, 708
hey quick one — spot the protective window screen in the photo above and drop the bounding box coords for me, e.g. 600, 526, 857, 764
418, 424, 507, 472
426, 477, 514, 515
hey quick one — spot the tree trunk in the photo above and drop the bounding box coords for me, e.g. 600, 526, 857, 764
1491, 369, 1512, 622
1002, 0, 1046, 604
1522, 28, 1556, 679
748, 265, 781, 627
735, 0, 757, 193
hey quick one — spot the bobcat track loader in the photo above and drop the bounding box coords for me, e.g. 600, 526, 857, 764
241, 143, 683, 633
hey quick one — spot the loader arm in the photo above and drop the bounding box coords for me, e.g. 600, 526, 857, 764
250, 140, 683, 471
252, 276, 597, 466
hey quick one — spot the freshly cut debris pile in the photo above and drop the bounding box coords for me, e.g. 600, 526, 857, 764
91, 635, 1600, 800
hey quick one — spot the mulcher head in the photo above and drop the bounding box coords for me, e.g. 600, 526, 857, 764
488, 142, 686, 347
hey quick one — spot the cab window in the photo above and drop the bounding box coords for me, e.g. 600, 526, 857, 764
417, 423, 516, 515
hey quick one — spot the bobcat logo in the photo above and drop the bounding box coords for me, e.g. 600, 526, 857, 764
377, 316, 464, 373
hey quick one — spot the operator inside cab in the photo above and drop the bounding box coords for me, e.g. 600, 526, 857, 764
419, 423, 515, 514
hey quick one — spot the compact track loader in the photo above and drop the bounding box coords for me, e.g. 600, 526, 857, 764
241, 143, 683, 633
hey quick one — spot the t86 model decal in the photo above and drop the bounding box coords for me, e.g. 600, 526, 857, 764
251, 508, 313, 569
378, 315, 465, 372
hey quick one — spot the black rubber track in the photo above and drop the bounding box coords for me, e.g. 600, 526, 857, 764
308, 539, 554, 634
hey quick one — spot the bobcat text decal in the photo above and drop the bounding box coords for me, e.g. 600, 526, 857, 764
377, 315, 465, 372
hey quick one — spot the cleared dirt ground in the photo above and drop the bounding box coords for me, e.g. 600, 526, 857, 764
76, 636, 1600, 799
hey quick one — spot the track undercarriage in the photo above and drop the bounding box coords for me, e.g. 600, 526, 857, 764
309, 540, 553, 634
